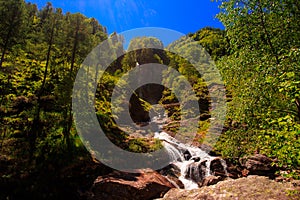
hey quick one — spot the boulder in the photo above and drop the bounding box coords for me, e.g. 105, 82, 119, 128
210, 158, 227, 178
183, 150, 192, 160
223, 158, 243, 179
90, 169, 175, 200
161, 175, 300, 200
185, 157, 230, 185
239, 154, 277, 177
159, 163, 181, 178
186, 160, 207, 183
158, 164, 184, 189
192, 157, 200, 162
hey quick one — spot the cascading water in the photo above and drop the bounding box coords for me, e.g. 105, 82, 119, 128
154, 129, 228, 190
149, 110, 228, 190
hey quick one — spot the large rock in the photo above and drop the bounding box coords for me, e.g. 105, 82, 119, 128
210, 158, 227, 178
223, 158, 243, 179
89, 169, 175, 200
159, 164, 181, 178
186, 160, 207, 183
239, 154, 277, 177
158, 164, 184, 189
160, 175, 300, 200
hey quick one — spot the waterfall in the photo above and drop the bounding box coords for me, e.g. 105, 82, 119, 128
177, 160, 199, 190
154, 131, 228, 189
162, 141, 184, 162
149, 112, 228, 189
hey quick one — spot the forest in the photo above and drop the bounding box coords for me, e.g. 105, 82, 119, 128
0, 0, 299, 199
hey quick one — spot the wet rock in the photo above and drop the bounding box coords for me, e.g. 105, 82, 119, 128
90, 169, 175, 200
210, 158, 227, 178
186, 160, 207, 183
192, 157, 200, 162
183, 150, 192, 160
159, 163, 181, 178
163, 174, 184, 189
158, 164, 184, 189
184, 157, 230, 186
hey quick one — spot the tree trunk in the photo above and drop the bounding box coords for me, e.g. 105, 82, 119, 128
30, 19, 56, 161
70, 17, 80, 76
257, 0, 280, 65
295, 98, 300, 120
63, 16, 80, 152
0, 27, 13, 68
0, 48, 6, 69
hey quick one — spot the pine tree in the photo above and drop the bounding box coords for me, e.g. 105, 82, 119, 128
0, 0, 26, 68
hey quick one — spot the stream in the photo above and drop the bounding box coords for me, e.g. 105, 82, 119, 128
151, 115, 228, 190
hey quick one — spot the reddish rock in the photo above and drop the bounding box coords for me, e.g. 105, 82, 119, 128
240, 154, 273, 171
242, 169, 250, 177
161, 175, 300, 200
90, 169, 175, 200
158, 164, 184, 189
164, 174, 184, 189
201, 175, 222, 186
239, 154, 277, 177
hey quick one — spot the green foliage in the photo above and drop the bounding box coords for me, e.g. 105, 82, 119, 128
0, 0, 108, 179
1, 0, 300, 198
213, 0, 300, 170
127, 138, 163, 153
189, 27, 229, 60
0, 0, 27, 67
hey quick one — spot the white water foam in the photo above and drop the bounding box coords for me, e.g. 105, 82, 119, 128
154, 131, 227, 189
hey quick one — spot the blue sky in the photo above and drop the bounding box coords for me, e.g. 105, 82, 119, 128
27, 0, 224, 34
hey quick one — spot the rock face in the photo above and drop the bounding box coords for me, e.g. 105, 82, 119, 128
129, 84, 165, 123
89, 169, 175, 200
160, 175, 300, 200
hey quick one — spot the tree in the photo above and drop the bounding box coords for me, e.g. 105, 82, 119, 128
0, 0, 26, 68
31, 3, 64, 159
214, 0, 300, 167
